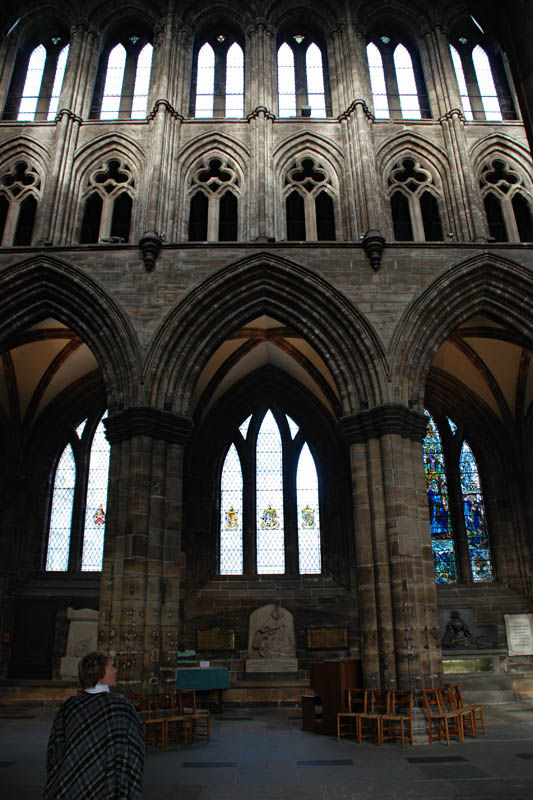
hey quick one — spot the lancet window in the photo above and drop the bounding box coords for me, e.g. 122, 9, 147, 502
79, 159, 135, 243
91, 36, 153, 119
3, 34, 69, 121
277, 35, 330, 117
284, 158, 336, 240
479, 158, 533, 242
0, 161, 41, 245
423, 410, 493, 584
366, 37, 429, 120
219, 409, 322, 576
45, 412, 110, 573
388, 157, 443, 241
188, 157, 240, 241
191, 36, 244, 117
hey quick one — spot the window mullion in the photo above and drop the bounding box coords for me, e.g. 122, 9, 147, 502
411, 195, 426, 241
305, 195, 317, 240
119, 49, 138, 119
283, 439, 299, 576
381, 49, 401, 119
68, 447, 89, 572
207, 196, 219, 241
35, 48, 58, 120
213, 48, 226, 116
461, 51, 485, 120
293, 46, 308, 113
445, 451, 472, 584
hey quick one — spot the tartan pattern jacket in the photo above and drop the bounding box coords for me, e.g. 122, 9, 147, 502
43, 692, 144, 799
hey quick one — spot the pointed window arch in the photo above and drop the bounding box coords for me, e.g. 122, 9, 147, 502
365, 36, 429, 120
45, 411, 110, 572
187, 157, 240, 241
394, 44, 421, 118
450, 45, 473, 120
4, 35, 70, 122
284, 158, 337, 241
472, 45, 502, 121
218, 409, 323, 576
79, 159, 135, 243
389, 158, 443, 241
459, 442, 493, 581
423, 412, 457, 584
277, 35, 331, 117
366, 43, 389, 118
423, 410, 494, 584
91, 35, 153, 119
0, 161, 41, 246
480, 158, 533, 242
192, 37, 244, 117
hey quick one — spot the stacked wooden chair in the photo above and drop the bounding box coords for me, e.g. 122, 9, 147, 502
444, 683, 486, 737
357, 689, 389, 746
155, 690, 192, 744
131, 693, 168, 749
337, 688, 367, 742
422, 688, 464, 745
177, 688, 211, 742
381, 690, 414, 747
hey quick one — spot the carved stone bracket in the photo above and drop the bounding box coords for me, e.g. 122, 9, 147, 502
340, 404, 429, 444
104, 406, 193, 445
139, 230, 163, 271
362, 229, 385, 270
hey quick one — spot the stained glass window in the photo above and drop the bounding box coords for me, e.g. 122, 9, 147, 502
225, 42, 244, 117
306, 43, 326, 118
81, 412, 110, 571
423, 412, 457, 583
472, 45, 502, 121
46, 443, 76, 571
297, 443, 321, 574
130, 43, 153, 118
286, 415, 299, 438
220, 443, 244, 574
45, 411, 110, 573
394, 44, 421, 119
459, 442, 493, 581
256, 410, 285, 573
17, 45, 46, 121
239, 415, 252, 438
100, 44, 126, 119
195, 43, 215, 117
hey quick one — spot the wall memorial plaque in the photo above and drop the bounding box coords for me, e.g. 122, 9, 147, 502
196, 627, 236, 651
505, 614, 533, 656
306, 627, 348, 650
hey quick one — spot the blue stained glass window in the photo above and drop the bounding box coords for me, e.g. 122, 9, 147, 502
423, 412, 458, 583
460, 441, 493, 581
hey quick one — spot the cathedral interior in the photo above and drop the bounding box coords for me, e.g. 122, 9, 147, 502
0, 0, 532, 703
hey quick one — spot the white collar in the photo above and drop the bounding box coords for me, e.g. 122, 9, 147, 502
84, 683, 110, 694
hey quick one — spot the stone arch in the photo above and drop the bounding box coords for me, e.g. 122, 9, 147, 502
0, 255, 141, 411
389, 253, 533, 408
470, 133, 533, 181
67, 134, 146, 242
357, 0, 431, 36
144, 251, 388, 416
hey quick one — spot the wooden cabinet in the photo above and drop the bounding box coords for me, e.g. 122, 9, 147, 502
308, 659, 362, 735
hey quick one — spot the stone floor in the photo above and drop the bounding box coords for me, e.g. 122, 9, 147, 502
2, 702, 533, 799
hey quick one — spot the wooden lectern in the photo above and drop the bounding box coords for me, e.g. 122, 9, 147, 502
307, 659, 363, 735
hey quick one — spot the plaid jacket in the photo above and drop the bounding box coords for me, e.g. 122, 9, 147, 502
43, 692, 144, 799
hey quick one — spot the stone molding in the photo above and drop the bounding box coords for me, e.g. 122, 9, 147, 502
340, 404, 428, 444
104, 406, 193, 445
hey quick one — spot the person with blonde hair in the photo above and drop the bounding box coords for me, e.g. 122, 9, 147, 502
43, 652, 144, 799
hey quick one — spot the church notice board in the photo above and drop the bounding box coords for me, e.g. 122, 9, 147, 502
504, 614, 533, 656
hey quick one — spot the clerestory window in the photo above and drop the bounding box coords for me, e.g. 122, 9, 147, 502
219, 409, 322, 576
423, 411, 493, 584
191, 36, 244, 118
90, 36, 153, 119
3, 35, 69, 121
277, 34, 330, 117
45, 412, 110, 572
366, 36, 430, 120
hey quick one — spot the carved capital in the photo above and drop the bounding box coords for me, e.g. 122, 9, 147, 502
362, 229, 385, 271
104, 406, 193, 445
340, 405, 428, 444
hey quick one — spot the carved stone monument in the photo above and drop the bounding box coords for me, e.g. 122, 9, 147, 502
439, 609, 495, 649
246, 603, 297, 674
60, 607, 99, 680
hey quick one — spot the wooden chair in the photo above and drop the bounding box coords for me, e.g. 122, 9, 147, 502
131, 693, 167, 749
445, 683, 485, 736
337, 688, 367, 742
155, 691, 192, 744
381, 690, 414, 747
357, 689, 389, 746
422, 688, 464, 746
440, 685, 477, 739
177, 689, 211, 742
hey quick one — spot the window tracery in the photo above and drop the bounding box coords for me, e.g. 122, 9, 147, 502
423, 411, 493, 584
479, 158, 533, 242
219, 408, 322, 576
91, 36, 153, 120
0, 160, 41, 245
366, 36, 429, 120
188, 157, 240, 241
284, 158, 336, 240
80, 159, 135, 243
191, 36, 244, 118
277, 35, 329, 118
45, 412, 110, 573
3, 35, 69, 121
388, 157, 443, 241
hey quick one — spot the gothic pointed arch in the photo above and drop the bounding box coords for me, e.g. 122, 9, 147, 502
144, 252, 388, 416
389, 253, 533, 408
0, 256, 141, 411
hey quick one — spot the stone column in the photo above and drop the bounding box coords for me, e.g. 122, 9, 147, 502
100, 407, 192, 691
341, 405, 442, 691
245, 20, 276, 240
421, 25, 487, 241
335, 24, 384, 240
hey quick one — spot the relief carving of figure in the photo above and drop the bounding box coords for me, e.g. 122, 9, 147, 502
248, 604, 295, 659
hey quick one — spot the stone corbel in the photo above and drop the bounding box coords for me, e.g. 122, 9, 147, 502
362, 229, 385, 270
139, 230, 163, 272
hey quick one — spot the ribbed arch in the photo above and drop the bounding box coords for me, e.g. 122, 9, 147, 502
144, 253, 388, 416
0, 256, 141, 411
389, 254, 533, 408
